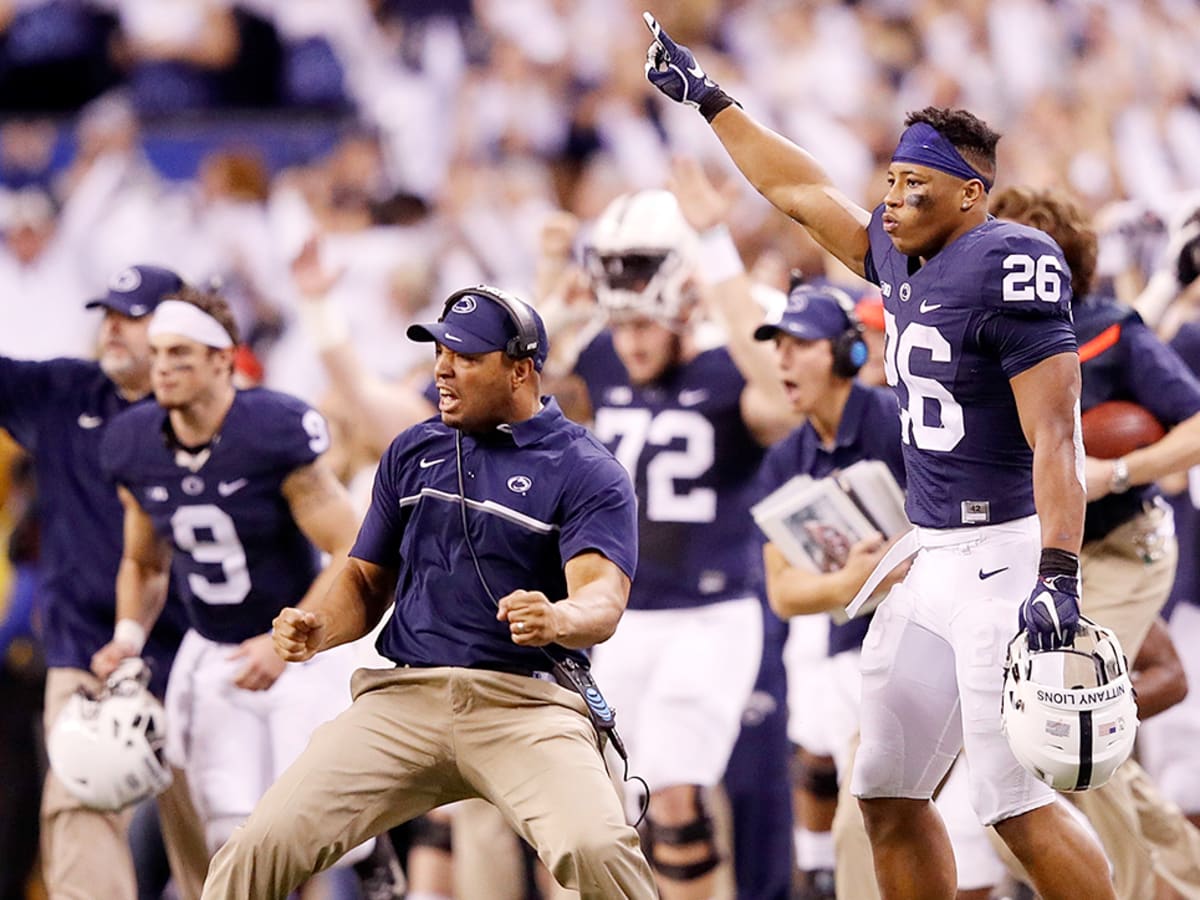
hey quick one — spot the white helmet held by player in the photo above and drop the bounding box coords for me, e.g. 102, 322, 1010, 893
47, 658, 173, 811
586, 189, 699, 321
1001, 617, 1137, 792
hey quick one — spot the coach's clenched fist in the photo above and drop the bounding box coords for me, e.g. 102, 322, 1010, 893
272, 607, 326, 661
497, 590, 560, 646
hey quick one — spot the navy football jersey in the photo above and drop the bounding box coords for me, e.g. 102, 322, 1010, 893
0, 357, 187, 697
756, 382, 906, 656
350, 398, 637, 672
1075, 295, 1200, 541
864, 210, 1078, 529
101, 389, 327, 644
574, 332, 765, 611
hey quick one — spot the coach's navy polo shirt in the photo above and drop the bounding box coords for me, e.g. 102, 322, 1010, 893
756, 382, 905, 657
352, 398, 638, 672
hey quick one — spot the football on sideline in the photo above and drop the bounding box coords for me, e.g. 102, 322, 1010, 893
1080, 400, 1166, 459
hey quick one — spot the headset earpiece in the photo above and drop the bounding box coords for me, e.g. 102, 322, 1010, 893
441, 285, 540, 363
825, 286, 868, 378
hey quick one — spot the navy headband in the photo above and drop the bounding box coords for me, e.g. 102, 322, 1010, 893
891, 122, 992, 191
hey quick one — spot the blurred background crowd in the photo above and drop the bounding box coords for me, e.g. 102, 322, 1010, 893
3, 0, 1200, 898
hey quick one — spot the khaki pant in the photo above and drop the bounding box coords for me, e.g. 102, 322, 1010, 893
201, 666, 657, 900
1079, 504, 1177, 660
41, 667, 208, 900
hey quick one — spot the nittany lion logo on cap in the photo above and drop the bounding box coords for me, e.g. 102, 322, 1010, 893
787, 292, 809, 313
507, 475, 532, 494
451, 296, 477, 315
110, 267, 143, 293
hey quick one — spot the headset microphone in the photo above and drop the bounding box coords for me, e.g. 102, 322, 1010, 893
453, 430, 644, 814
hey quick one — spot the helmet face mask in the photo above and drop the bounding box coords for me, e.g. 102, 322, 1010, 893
1001, 618, 1137, 792
47, 662, 172, 812
587, 190, 699, 322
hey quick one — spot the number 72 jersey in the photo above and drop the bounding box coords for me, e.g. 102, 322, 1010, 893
574, 333, 766, 611
864, 210, 1078, 530
101, 388, 328, 644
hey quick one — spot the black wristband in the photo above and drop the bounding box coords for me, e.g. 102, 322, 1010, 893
1039, 547, 1079, 579
699, 89, 739, 123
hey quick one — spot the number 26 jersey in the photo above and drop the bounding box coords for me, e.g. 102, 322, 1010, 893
864, 210, 1077, 530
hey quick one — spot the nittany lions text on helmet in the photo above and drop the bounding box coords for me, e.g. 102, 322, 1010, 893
586, 189, 699, 321
1001, 618, 1138, 792
47, 659, 173, 811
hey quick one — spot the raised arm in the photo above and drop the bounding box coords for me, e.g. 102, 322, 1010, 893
292, 238, 434, 456
91, 486, 173, 679
669, 157, 800, 445
643, 13, 870, 276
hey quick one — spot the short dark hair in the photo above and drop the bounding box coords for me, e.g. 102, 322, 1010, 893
904, 107, 1001, 185
989, 186, 1098, 301
167, 285, 241, 346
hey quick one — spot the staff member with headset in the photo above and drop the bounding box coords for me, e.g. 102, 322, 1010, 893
201, 286, 658, 900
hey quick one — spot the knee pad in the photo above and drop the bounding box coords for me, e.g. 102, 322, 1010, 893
640, 787, 720, 882
410, 814, 453, 853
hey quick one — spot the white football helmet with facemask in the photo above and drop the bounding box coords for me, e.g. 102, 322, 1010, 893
1001, 617, 1137, 792
47, 658, 172, 811
586, 189, 699, 321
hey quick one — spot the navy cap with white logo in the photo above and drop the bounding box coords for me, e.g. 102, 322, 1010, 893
408, 290, 550, 371
753, 284, 856, 342
85, 265, 185, 318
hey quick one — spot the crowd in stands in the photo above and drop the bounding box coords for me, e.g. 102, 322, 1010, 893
3, 1, 1200, 897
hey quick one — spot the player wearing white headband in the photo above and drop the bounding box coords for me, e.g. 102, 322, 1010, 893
93, 287, 404, 894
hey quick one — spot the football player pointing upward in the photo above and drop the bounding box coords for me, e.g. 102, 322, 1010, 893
642, 13, 1116, 900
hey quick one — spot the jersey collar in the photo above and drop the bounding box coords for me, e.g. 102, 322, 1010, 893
486, 396, 564, 448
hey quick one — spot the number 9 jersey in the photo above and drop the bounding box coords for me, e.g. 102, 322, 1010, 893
864, 209, 1078, 529
101, 388, 327, 643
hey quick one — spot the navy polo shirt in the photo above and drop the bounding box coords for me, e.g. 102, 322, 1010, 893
1075, 296, 1200, 541
352, 398, 638, 671
0, 357, 188, 697
756, 382, 905, 657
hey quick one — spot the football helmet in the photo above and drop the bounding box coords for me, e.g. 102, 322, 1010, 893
47, 659, 172, 811
1001, 617, 1137, 792
585, 189, 699, 321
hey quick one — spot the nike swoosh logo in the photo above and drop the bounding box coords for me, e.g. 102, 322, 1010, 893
77, 413, 104, 429
678, 389, 708, 406
920, 300, 942, 313
979, 566, 1009, 580
217, 478, 248, 496
419, 457, 445, 469
442, 331, 463, 343
687, 62, 705, 79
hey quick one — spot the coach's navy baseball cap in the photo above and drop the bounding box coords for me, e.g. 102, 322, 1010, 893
408, 288, 550, 371
85, 265, 184, 318
754, 284, 856, 342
